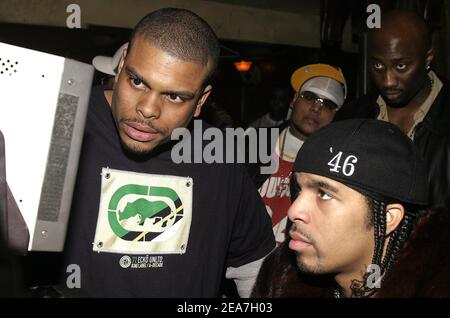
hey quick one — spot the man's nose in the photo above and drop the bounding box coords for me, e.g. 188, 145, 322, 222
309, 100, 322, 114
136, 91, 161, 119
287, 193, 311, 224
383, 69, 399, 89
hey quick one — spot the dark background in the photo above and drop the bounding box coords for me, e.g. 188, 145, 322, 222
0, 22, 358, 127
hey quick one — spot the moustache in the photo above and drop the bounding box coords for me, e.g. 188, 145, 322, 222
289, 223, 315, 245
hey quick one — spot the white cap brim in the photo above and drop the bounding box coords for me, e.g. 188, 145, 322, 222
92, 42, 128, 76
300, 76, 345, 109
92, 56, 115, 76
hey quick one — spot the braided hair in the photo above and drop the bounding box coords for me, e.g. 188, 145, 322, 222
289, 173, 423, 294
342, 196, 422, 298
366, 197, 423, 277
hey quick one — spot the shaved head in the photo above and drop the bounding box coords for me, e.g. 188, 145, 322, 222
369, 10, 431, 55
128, 8, 220, 86
367, 10, 434, 108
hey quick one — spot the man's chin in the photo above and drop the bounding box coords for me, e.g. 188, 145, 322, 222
294, 255, 311, 270
120, 137, 176, 159
294, 251, 326, 274
382, 96, 409, 108
296, 260, 322, 274
120, 140, 159, 157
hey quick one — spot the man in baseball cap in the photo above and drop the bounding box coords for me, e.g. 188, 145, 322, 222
252, 118, 450, 297
251, 63, 347, 246
289, 63, 347, 140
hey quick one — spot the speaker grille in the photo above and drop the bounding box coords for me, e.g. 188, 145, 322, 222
0, 57, 18, 76
37, 93, 79, 222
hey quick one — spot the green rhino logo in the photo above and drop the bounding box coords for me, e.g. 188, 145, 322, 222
108, 184, 184, 241
119, 198, 173, 227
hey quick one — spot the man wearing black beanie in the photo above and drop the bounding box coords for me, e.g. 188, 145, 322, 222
252, 119, 450, 298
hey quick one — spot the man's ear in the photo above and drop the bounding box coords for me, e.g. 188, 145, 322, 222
115, 48, 127, 86
193, 85, 212, 118
385, 203, 405, 236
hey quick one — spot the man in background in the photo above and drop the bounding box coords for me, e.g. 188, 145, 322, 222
249, 87, 290, 128
251, 64, 347, 244
337, 10, 450, 210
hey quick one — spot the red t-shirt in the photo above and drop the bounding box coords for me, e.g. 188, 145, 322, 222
259, 154, 293, 245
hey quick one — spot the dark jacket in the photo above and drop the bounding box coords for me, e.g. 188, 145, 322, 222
336, 83, 450, 210
252, 208, 450, 298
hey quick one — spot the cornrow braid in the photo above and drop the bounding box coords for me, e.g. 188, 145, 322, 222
370, 199, 387, 270
368, 198, 420, 277
381, 212, 417, 273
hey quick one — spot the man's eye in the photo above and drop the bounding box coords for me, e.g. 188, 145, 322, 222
318, 189, 333, 200
303, 93, 315, 101
129, 76, 145, 89
300, 92, 317, 103
323, 100, 338, 111
166, 93, 183, 103
396, 64, 406, 70
372, 62, 383, 70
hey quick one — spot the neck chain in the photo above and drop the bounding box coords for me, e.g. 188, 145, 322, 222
278, 128, 288, 160
333, 287, 343, 298
278, 128, 298, 161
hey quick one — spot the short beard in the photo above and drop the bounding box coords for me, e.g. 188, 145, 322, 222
295, 253, 324, 274
118, 142, 152, 161
119, 138, 169, 161
121, 141, 152, 156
